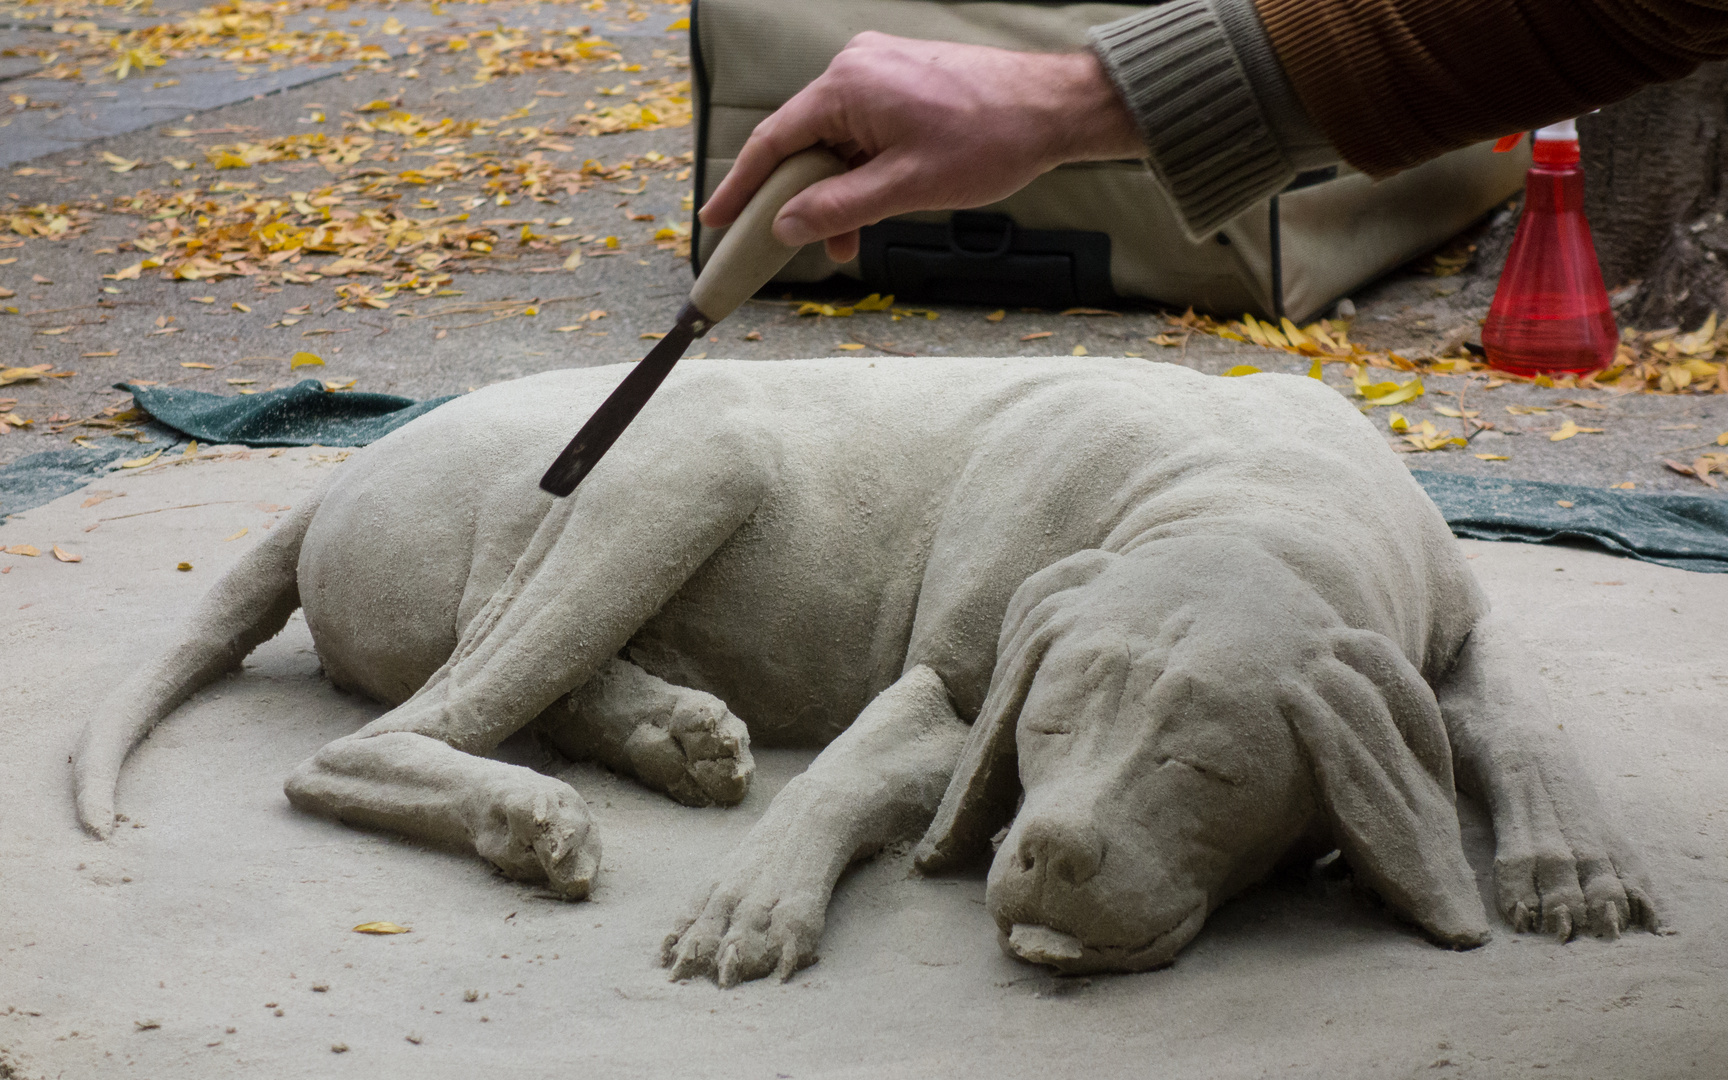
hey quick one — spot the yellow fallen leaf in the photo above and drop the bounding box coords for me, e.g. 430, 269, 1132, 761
223, 528, 249, 542
4, 544, 40, 557
1718, 431, 1728, 446
1549, 420, 1603, 442
82, 350, 119, 358
118, 449, 163, 469
353, 922, 410, 935
1308, 357, 1324, 380
52, 544, 81, 563
176, 562, 192, 571
1388, 413, 1410, 433
1281, 317, 1313, 349
1474, 453, 1510, 461
101, 151, 142, 173
1222, 364, 1261, 377
190, 296, 215, 304
837, 343, 865, 351
358, 99, 395, 112
1677, 310, 1718, 355
232, 302, 250, 313
1610, 481, 1635, 489
1556, 500, 1575, 508
852, 293, 894, 312
562, 251, 583, 271
985, 309, 1006, 323
38, 327, 71, 336
1020, 331, 1052, 341
665, 16, 690, 30
554, 325, 582, 332
1240, 314, 1272, 348
1432, 405, 1480, 419
324, 379, 357, 392
1071, 345, 1089, 356
1364, 378, 1425, 407
291, 352, 325, 369
180, 362, 215, 369
103, 262, 143, 281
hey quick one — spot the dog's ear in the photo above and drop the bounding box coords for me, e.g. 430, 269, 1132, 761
1287, 629, 1489, 947
913, 550, 1118, 873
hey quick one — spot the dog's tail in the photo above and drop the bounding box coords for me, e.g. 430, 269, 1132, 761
73, 480, 328, 837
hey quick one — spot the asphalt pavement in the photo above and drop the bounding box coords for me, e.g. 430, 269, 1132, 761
1, 0, 1724, 497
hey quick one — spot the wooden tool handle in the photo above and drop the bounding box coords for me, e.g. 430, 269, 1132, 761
689, 147, 847, 322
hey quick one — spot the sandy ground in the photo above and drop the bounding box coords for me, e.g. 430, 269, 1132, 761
1, 449, 1726, 1080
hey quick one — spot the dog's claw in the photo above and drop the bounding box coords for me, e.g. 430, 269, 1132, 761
1555, 906, 1573, 942
1602, 903, 1622, 940
1511, 900, 1533, 934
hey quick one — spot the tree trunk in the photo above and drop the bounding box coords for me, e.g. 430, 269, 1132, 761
1580, 62, 1728, 330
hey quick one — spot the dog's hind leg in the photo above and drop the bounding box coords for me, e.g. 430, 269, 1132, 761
285, 396, 779, 898
663, 665, 969, 987
1437, 613, 1661, 940
538, 658, 754, 808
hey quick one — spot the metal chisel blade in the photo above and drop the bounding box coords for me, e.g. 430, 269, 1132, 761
538, 305, 706, 497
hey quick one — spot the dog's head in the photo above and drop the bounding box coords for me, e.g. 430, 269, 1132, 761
913, 539, 1488, 973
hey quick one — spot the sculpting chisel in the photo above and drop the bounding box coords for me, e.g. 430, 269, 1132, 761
539, 147, 847, 497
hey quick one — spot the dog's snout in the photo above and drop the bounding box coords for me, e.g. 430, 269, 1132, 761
1015, 815, 1105, 887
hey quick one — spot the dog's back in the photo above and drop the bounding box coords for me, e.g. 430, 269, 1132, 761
298, 358, 1482, 740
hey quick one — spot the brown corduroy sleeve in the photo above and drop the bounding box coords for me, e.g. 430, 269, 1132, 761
1257, 0, 1728, 177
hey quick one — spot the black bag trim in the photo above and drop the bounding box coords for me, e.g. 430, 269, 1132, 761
858, 211, 1115, 308
689, 0, 709, 277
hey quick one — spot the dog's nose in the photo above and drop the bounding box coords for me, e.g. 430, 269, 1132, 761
1014, 815, 1104, 887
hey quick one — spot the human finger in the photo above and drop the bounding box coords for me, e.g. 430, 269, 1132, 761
823, 229, 860, 264
771, 152, 928, 248
699, 88, 839, 228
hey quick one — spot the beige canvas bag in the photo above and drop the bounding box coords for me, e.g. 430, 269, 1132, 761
691, 0, 1531, 321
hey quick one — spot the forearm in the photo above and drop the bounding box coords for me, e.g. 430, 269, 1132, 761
1257, 0, 1728, 177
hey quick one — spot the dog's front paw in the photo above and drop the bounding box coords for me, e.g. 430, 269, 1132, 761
661, 862, 826, 988
627, 694, 754, 808
1494, 839, 1660, 941
468, 776, 602, 900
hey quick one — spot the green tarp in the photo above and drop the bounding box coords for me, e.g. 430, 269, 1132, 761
115, 379, 457, 448
1410, 469, 1728, 573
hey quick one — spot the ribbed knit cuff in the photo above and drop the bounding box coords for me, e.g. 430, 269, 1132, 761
1088, 0, 1300, 237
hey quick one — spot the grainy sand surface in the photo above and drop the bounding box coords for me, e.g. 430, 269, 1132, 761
2, 450, 1724, 1080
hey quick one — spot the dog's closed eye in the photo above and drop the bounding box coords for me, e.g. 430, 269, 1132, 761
1157, 757, 1240, 787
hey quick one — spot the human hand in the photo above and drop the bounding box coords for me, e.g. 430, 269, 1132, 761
698, 32, 1144, 263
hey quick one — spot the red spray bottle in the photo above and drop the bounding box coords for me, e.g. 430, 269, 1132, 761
1481, 119, 1618, 377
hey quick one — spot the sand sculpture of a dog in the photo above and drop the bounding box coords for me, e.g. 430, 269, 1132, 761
74, 357, 1658, 985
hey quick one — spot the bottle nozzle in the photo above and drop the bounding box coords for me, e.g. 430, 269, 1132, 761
1532, 118, 1580, 165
